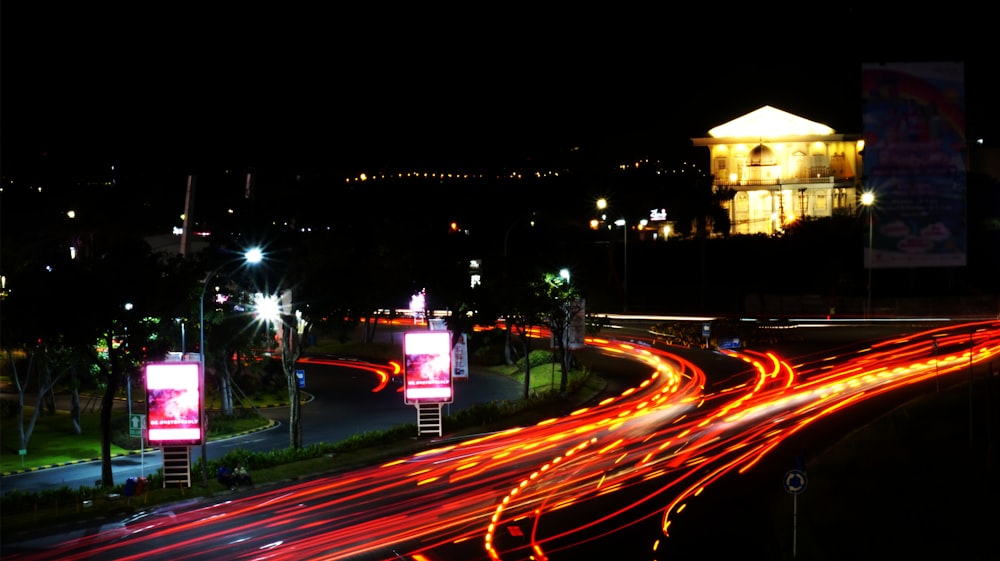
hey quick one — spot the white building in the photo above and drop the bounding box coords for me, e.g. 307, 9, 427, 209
692, 105, 864, 236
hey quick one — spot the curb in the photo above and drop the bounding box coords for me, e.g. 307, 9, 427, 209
1, 419, 279, 477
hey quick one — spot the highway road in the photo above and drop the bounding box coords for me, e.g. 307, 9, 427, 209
4, 319, 996, 560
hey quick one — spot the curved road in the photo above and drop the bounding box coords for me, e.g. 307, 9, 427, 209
6, 321, 997, 560
0, 319, 960, 494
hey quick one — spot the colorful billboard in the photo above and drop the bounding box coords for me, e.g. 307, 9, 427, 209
145, 361, 203, 445
403, 331, 453, 404
861, 61, 967, 268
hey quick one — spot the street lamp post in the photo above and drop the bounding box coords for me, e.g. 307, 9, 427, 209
178, 318, 186, 358
197, 248, 263, 485
861, 192, 875, 319
614, 218, 627, 312
503, 219, 525, 258
595, 198, 628, 313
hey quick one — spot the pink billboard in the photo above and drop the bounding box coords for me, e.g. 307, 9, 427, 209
145, 361, 203, 445
403, 331, 453, 404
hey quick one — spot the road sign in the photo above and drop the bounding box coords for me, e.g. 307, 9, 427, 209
702, 322, 711, 337
784, 468, 808, 557
718, 336, 742, 350
130, 414, 146, 438
783, 469, 807, 494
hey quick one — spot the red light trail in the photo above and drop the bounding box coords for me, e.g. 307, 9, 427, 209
6, 321, 997, 561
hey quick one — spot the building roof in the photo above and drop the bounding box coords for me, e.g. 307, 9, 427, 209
707, 105, 835, 138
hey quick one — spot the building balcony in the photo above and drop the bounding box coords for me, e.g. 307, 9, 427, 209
713, 173, 857, 191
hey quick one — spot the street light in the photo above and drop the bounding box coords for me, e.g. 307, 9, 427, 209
861, 191, 875, 319
197, 247, 263, 485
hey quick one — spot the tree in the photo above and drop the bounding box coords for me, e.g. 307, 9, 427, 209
298, 222, 409, 345
1, 172, 193, 487
63, 241, 181, 487
202, 284, 271, 417
1, 260, 89, 452
539, 272, 582, 394
0, 221, 96, 447
275, 289, 306, 449
670, 174, 732, 239
3, 343, 78, 457
494, 268, 550, 399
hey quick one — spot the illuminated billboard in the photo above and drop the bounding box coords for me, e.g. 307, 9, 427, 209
403, 331, 453, 404
861, 61, 967, 268
145, 361, 203, 445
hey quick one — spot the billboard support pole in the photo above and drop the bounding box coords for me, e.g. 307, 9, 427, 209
415, 403, 444, 436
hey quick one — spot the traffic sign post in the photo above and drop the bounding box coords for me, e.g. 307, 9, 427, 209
129, 414, 146, 438
783, 469, 807, 557
130, 414, 147, 477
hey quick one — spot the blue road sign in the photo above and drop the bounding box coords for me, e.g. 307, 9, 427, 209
783, 469, 807, 494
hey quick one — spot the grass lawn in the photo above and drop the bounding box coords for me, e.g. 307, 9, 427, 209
1, 389, 290, 475
1, 409, 134, 474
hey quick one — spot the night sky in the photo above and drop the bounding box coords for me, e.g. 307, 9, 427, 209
1, 6, 991, 182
